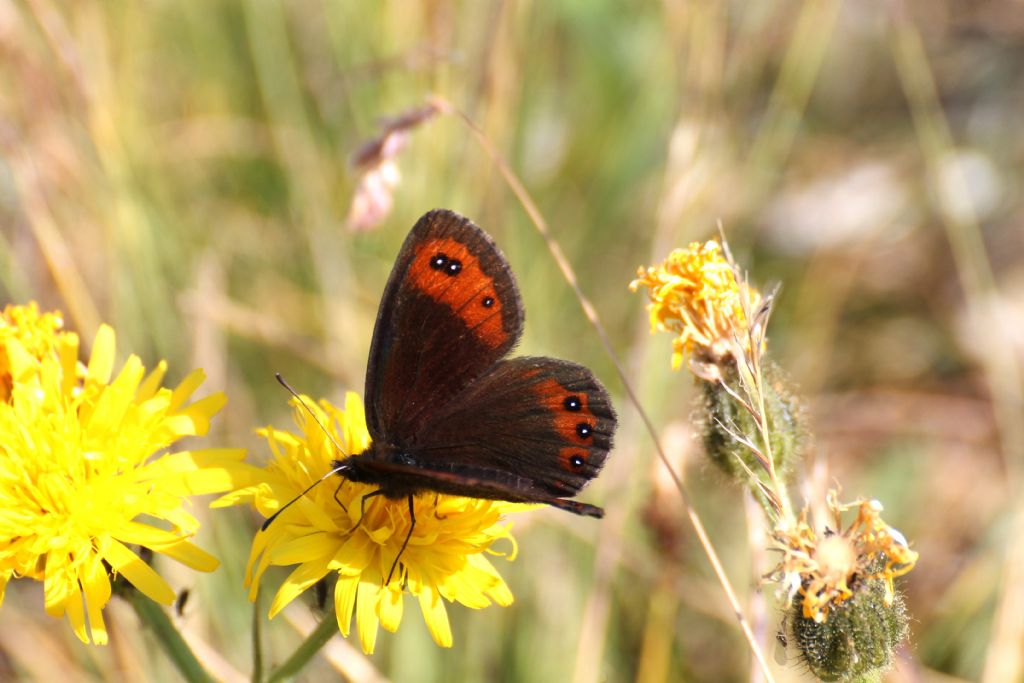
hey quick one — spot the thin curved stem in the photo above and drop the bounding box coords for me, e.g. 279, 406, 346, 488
438, 95, 776, 683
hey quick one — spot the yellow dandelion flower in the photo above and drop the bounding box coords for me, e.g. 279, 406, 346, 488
630, 241, 761, 371
0, 302, 71, 401
770, 491, 918, 623
215, 392, 528, 654
0, 315, 252, 645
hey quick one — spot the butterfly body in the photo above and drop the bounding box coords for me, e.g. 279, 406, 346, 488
342, 209, 616, 517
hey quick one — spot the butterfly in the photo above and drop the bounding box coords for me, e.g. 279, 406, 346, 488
271, 209, 616, 579
335, 207, 616, 514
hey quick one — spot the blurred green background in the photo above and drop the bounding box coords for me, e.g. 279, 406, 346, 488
1, 2, 1022, 682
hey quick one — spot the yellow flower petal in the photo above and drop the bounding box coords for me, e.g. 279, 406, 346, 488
334, 575, 358, 637
86, 325, 116, 385
43, 551, 75, 617
58, 333, 79, 396
138, 448, 257, 495
269, 557, 332, 619
341, 392, 371, 453
4, 338, 37, 386
86, 355, 144, 435
418, 587, 453, 648
331, 531, 375, 576
102, 539, 176, 606
148, 537, 220, 573
136, 360, 168, 401
82, 554, 111, 646
64, 582, 89, 644
169, 368, 206, 412
245, 527, 278, 598
268, 532, 338, 567
166, 392, 227, 437
356, 579, 381, 654
378, 586, 404, 633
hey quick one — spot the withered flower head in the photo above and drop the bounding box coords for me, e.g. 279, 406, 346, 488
347, 102, 443, 232
630, 240, 762, 377
771, 491, 917, 624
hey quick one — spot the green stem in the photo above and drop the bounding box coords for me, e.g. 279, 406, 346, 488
127, 591, 215, 683
265, 615, 338, 683
252, 594, 263, 683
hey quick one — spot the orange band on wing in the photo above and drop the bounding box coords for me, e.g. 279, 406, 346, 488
534, 377, 599, 471
407, 237, 507, 348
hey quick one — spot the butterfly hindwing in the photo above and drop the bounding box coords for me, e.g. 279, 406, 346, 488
364, 210, 524, 442
407, 357, 616, 500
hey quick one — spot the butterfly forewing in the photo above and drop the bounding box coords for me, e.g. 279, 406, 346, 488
364, 210, 524, 442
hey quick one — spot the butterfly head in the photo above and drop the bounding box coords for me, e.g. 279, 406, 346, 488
330, 455, 362, 482
332, 446, 429, 503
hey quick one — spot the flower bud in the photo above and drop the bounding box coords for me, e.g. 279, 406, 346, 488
700, 360, 805, 488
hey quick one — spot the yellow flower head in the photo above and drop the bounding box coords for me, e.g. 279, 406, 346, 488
0, 310, 250, 644
0, 302, 70, 401
771, 491, 918, 624
216, 393, 527, 654
630, 241, 761, 372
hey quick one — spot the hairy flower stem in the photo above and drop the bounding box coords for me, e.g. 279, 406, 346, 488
265, 616, 338, 683
127, 590, 214, 683
701, 361, 803, 523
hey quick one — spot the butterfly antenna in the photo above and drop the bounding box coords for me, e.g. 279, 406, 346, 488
261, 374, 351, 532
275, 373, 349, 458
260, 466, 343, 531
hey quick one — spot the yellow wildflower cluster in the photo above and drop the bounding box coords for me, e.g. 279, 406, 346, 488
771, 491, 918, 623
0, 303, 250, 644
630, 241, 761, 371
0, 302, 70, 400
215, 392, 530, 654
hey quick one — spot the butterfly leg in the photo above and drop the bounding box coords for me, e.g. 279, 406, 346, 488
332, 479, 349, 513
354, 489, 386, 528
385, 495, 416, 586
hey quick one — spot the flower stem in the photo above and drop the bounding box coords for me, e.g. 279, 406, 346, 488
252, 595, 264, 683
265, 616, 338, 683
127, 591, 214, 683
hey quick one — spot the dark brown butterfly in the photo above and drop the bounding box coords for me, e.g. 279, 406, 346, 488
334, 209, 615, 517
268, 210, 616, 580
